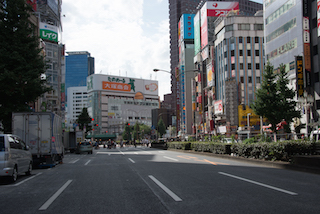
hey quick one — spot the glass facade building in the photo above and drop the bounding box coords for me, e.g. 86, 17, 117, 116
65, 51, 94, 101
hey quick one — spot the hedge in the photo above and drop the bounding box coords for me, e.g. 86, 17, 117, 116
167, 140, 317, 162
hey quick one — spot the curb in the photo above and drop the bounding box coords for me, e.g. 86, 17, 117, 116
167, 149, 320, 175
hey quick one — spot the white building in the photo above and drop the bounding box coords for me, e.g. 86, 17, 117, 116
66, 86, 88, 129
86, 74, 159, 135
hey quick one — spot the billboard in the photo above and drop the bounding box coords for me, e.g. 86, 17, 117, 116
86, 74, 158, 96
214, 100, 223, 114
27, 0, 37, 11
200, 2, 239, 49
40, 22, 58, 42
179, 14, 195, 42
318, 0, 320, 37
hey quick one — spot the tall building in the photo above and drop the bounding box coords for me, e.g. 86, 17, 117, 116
264, 0, 319, 135
214, 11, 264, 135
169, 0, 201, 122
36, 0, 63, 115
169, 1, 263, 136
65, 51, 94, 97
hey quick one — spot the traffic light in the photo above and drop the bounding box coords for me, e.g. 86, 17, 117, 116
92, 118, 94, 121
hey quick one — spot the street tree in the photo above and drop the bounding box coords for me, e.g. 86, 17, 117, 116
251, 62, 300, 134
0, 0, 51, 133
122, 122, 132, 141
157, 118, 166, 138
76, 108, 92, 133
133, 123, 140, 141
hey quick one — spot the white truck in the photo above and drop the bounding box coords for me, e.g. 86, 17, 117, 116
12, 112, 64, 166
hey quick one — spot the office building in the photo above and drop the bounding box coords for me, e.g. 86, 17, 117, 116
66, 86, 88, 129
86, 74, 159, 135
264, 0, 320, 135
65, 51, 94, 98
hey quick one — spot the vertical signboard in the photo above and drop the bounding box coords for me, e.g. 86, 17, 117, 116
194, 11, 201, 55
318, 0, 320, 37
200, 4, 208, 50
207, 62, 214, 87
175, 67, 180, 132
180, 66, 186, 134
296, 56, 304, 99
303, 0, 311, 91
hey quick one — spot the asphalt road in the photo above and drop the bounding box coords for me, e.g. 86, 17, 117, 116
1, 146, 319, 214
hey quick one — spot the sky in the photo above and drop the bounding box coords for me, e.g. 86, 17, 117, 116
61, 0, 263, 101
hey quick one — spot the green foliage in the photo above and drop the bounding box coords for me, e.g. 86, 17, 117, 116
0, 0, 51, 132
251, 62, 300, 133
157, 118, 166, 137
122, 122, 132, 141
76, 108, 91, 133
167, 139, 316, 162
133, 123, 140, 140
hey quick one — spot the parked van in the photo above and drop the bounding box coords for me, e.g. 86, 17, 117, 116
0, 134, 33, 182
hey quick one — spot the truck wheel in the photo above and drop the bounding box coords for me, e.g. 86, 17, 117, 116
26, 162, 32, 175
11, 166, 18, 183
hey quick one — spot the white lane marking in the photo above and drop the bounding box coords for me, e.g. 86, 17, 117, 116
69, 159, 79, 164
119, 150, 125, 155
39, 180, 73, 210
158, 151, 165, 153
134, 152, 138, 155
163, 156, 179, 161
84, 160, 91, 166
128, 158, 135, 163
218, 172, 298, 196
148, 175, 182, 202
13, 173, 43, 187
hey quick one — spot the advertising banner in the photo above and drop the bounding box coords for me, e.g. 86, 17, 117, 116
214, 100, 223, 114
27, 0, 37, 11
194, 11, 201, 55
207, 62, 214, 87
318, 0, 320, 37
180, 14, 195, 41
86, 74, 158, 96
206, 1, 239, 17
200, 2, 239, 49
40, 22, 58, 42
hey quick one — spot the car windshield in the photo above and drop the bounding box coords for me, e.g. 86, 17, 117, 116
0, 136, 4, 151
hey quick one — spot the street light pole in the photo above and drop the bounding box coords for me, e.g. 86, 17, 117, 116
247, 113, 251, 139
153, 68, 199, 137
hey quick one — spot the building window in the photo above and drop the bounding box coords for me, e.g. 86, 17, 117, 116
256, 77, 261, 83
255, 50, 260, 56
239, 37, 243, 43
313, 45, 318, 55
224, 51, 227, 58
255, 37, 259, 43
231, 64, 235, 70
240, 50, 243, 56
247, 50, 251, 56
248, 76, 252, 83
225, 24, 233, 32
240, 63, 243, 69
256, 63, 260, 69
254, 24, 263, 30
231, 50, 234, 56
238, 23, 250, 30
248, 63, 252, 69
240, 76, 244, 83
247, 37, 251, 43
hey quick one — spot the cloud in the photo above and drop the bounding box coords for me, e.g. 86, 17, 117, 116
62, 0, 170, 99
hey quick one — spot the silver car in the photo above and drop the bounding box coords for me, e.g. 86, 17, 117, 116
0, 134, 33, 182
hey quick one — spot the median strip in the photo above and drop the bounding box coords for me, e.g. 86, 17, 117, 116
219, 172, 298, 196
